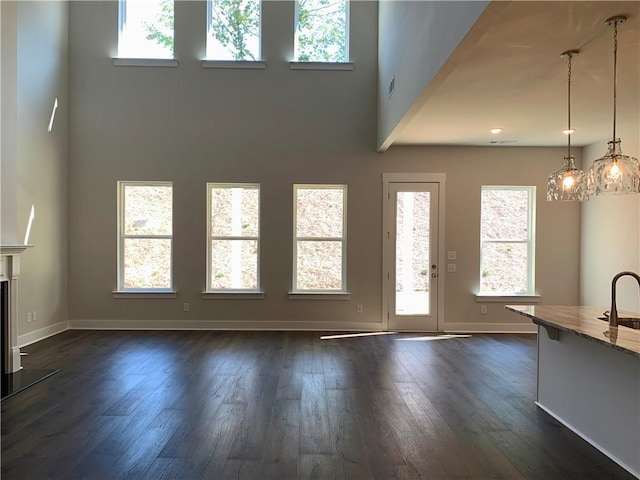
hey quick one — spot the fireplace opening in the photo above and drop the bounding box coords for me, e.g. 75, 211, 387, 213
1, 280, 59, 401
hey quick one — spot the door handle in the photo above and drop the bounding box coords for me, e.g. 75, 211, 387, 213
431, 273, 437, 278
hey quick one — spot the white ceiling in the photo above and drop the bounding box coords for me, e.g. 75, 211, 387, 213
393, 1, 640, 148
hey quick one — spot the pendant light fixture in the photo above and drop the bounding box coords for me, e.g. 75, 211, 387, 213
585, 15, 640, 196
547, 50, 585, 201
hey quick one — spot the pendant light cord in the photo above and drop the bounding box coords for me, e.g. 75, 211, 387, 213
567, 52, 572, 160
612, 19, 618, 142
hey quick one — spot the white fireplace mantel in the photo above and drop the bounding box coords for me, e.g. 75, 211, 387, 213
1, 244, 32, 373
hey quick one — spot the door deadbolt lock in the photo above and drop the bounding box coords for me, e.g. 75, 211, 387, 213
431, 264, 437, 269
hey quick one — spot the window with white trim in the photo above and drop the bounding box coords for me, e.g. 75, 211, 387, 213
480, 186, 536, 295
207, 184, 260, 291
206, 0, 261, 61
118, 0, 174, 59
294, 0, 349, 62
293, 184, 347, 292
118, 181, 173, 291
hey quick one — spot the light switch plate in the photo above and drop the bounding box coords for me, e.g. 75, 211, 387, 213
447, 251, 457, 260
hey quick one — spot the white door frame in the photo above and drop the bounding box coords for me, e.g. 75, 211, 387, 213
382, 173, 446, 331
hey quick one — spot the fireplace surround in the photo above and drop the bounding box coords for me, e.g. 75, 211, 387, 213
0, 245, 30, 374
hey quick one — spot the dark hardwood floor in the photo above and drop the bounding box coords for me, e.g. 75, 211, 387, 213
1, 330, 634, 480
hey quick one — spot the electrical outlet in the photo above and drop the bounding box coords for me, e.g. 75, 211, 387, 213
480, 305, 487, 315
447, 263, 456, 273
356, 304, 364, 313
32, 311, 37, 322
183, 303, 190, 312
27, 312, 32, 323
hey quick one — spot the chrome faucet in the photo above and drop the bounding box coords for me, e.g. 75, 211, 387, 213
609, 271, 640, 327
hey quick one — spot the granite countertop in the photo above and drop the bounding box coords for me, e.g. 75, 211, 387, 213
506, 305, 640, 357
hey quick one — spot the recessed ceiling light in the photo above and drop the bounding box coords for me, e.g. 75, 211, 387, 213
563, 128, 575, 135
490, 128, 503, 134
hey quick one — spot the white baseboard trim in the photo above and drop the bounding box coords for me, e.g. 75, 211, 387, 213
18, 321, 69, 347
68, 319, 387, 332
444, 322, 537, 334
535, 402, 639, 479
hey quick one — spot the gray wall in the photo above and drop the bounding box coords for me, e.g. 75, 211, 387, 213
2, 1, 69, 343
377, 0, 489, 150
67, 1, 581, 330
581, 125, 640, 313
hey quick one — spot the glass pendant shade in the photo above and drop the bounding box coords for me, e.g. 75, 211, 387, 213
585, 139, 640, 195
585, 16, 640, 197
547, 49, 584, 202
547, 156, 586, 201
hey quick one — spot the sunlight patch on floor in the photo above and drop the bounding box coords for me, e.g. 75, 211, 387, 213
396, 334, 472, 342
320, 331, 398, 340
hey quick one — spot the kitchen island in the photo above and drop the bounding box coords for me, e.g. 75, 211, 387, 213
507, 305, 640, 479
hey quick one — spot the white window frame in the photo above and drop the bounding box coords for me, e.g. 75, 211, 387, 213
205, 183, 262, 296
478, 186, 536, 298
291, 184, 349, 297
116, 0, 177, 66
292, 0, 350, 66
116, 181, 174, 295
204, 0, 263, 66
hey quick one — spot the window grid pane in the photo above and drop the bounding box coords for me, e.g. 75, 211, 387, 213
123, 238, 171, 289
481, 242, 529, 294
295, 0, 348, 62
211, 186, 259, 237
296, 240, 343, 290
119, 0, 174, 59
207, 0, 261, 60
296, 188, 344, 237
124, 185, 172, 235
210, 240, 258, 290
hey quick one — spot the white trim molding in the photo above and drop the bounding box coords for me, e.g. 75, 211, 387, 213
202, 291, 265, 300
69, 319, 383, 331
202, 60, 266, 69
289, 62, 353, 71
444, 322, 537, 334
18, 321, 69, 348
288, 292, 351, 300
112, 291, 177, 299
113, 58, 178, 67
475, 295, 541, 303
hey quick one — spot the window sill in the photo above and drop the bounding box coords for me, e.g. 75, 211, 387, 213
288, 292, 351, 300
475, 294, 540, 304
202, 291, 265, 299
289, 62, 354, 71
201, 60, 266, 70
112, 290, 177, 299
113, 58, 178, 67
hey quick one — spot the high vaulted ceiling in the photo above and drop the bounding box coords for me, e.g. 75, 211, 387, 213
393, 1, 640, 148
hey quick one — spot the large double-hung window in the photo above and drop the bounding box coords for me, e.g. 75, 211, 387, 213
117, 181, 173, 291
480, 186, 536, 295
293, 184, 347, 292
207, 184, 261, 292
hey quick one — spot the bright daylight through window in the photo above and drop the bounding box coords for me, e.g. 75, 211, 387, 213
118, 182, 173, 290
295, 0, 348, 62
293, 185, 347, 292
208, 184, 260, 291
207, 0, 261, 60
480, 186, 535, 295
118, 0, 174, 59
